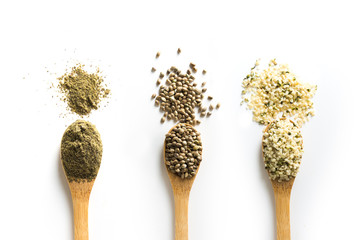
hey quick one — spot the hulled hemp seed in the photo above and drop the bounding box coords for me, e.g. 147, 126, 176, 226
262, 118, 303, 182
241, 59, 317, 126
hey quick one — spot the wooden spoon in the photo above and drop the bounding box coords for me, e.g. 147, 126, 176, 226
164, 124, 201, 240
65, 179, 95, 240
262, 119, 301, 240
60, 120, 102, 240
270, 178, 294, 240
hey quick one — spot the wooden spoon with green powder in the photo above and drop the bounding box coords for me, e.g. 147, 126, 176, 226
61, 120, 103, 240
164, 123, 202, 240
262, 118, 303, 240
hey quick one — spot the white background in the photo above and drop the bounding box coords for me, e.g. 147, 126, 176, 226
0, 0, 359, 239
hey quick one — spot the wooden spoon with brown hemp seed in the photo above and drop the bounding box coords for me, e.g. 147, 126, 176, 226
262, 118, 303, 240
61, 120, 103, 240
164, 123, 202, 240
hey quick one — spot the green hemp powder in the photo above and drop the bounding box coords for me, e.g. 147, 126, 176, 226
61, 120, 103, 182
58, 64, 110, 116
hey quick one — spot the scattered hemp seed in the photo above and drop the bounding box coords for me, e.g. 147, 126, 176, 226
161, 117, 166, 123
192, 67, 198, 73
159, 72, 165, 79
151, 94, 156, 99
156, 52, 160, 58
209, 104, 214, 111
156, 79, 161, 85
262, 118, 303, 182
151, 67, 156, 72
202, 70, 207, 75
206, 112, 212, 117
208, 96, 213, 100
61, 120, 102, 182
151, 51, 217, 125
200, 112, 206, 117
165, 124, 202, 179
177, 48, 182, 54
216, 103, 220, 109
201, 82, 206, 87
57, 63, 110, 116
241, 59, 317, 126
202, 88, 207, 93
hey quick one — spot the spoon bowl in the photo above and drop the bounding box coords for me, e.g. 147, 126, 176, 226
164, 123, 201, 240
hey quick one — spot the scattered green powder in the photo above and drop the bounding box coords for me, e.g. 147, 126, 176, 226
58, 64, 110, 116
61, 120, 103, 182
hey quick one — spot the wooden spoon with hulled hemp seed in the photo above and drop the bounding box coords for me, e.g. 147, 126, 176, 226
262, 118, 303, 240
61, 120, 103, 240
164, 123, 203, 240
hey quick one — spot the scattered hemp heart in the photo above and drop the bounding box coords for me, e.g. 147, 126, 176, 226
57, 64, 110, 116
241, 59, 317, 126
165, 124, 202, 179
262, 118, 303, 182
61, 120, 103, 182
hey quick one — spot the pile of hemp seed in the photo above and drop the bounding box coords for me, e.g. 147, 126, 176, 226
165, 124, 202, 179
151, 50, 220, 125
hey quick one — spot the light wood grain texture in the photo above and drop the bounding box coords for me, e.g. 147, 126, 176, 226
68, 181, 95, 240
164, 124, 200, 240
271, 178, 294, 240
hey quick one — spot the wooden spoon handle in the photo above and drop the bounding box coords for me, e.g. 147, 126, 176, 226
174, 191, 190, 240
72, 196, 90, 240
273, 186, 292, 240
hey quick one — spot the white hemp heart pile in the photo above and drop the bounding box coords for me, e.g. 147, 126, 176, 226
241, 59, 317, 126
262, 119, 303, 182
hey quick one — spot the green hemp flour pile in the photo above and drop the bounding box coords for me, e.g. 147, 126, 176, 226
58, 64, 110, 116
61, 120, 103, 182
241, 59, 317, 126
165, 124, 202, 179
262, 118, 303, 182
